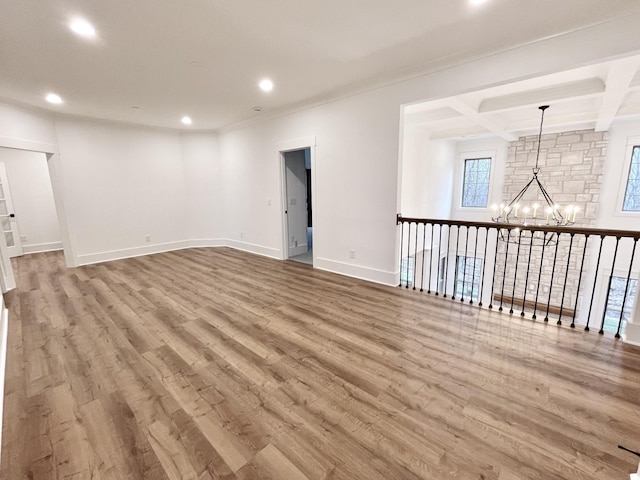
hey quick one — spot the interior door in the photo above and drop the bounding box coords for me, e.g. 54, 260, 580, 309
0, 163, 23, 258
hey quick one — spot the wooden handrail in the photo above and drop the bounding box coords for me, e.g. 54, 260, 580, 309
396, 214, 640, 240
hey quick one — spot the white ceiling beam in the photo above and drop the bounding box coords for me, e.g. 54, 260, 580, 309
478, 78, 605, 114
595, 58, 640, 131
507, 111, 597, 131
446, 98, 518, 142
404, 107, 461, 125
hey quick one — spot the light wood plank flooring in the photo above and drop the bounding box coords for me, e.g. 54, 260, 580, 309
2, 248, 640, 479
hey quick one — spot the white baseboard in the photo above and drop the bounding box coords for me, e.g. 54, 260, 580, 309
72, 240, 396, 287
76, 240, 193, 266
23, 241, 63, 254
187, 238, 227, 248
75, 238, 282, 266
314, 257, 397, 286
224, 239, 281, 259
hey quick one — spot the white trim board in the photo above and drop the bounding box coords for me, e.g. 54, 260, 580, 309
74, 239, 281, 266
314, 256, 397, 286
23, 241, 63, 255
70, 238, 398, 288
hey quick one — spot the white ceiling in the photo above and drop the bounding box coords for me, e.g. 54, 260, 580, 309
404, 55, 640, 140
1, 0, 640, 130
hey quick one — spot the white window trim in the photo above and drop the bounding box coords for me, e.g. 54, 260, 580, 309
615, 135, 640, 217
453, 149, 497, 213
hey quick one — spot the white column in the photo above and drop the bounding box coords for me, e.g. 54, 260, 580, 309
623, 280, 640, 346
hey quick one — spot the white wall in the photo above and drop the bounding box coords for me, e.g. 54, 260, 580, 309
400, 129, 455, 219
0, 148, 61, 253
219, 89, 402, 283
54, 118, 188, 264
0, 102, 57, 149
598, 119, 640, 230
180, 132, 224, 243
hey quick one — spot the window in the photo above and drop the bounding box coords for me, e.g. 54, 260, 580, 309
455, 256, 482, 302
602, 276, 637, 334
462, 158, 491, 208
623, 146, 640, 211
400, 256, 414, 286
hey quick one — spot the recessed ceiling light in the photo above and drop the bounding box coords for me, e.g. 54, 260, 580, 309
181, 116, 192, 125
259, 79, 274, 92
253, 106, 262, 112
46, 93, 63, 104
69, 18, 96, 38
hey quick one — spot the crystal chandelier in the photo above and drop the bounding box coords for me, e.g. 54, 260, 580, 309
491, 105, 577, 244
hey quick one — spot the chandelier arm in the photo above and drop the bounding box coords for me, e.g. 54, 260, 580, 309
506, 177, 536, 207
534, 177, 566, 222
533, 177, 556, 206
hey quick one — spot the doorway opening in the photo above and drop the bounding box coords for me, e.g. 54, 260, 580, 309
283, 148, 313, 265
0, 148, 62, 259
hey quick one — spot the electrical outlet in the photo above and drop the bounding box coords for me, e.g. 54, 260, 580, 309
349, 249, 355, 259
145, 234, 151, 243
240, 232, 244, 239
267, 198, 271, 206
295, 240, 298, 247
20, 235, 27, 243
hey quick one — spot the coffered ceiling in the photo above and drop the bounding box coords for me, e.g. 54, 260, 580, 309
404, 55, 640, 140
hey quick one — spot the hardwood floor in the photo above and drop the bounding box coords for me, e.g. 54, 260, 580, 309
2, 247, 640, 479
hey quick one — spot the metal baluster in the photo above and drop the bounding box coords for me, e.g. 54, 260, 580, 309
436, 224, 443, 296
426, 223, 433, 293
615, 238, 638, 338
499, 229, 511, 312
521, 232, 535, 317
532, 233, 548, 320
585, 235, 605, 331
443, 225, 451, 298
479, 227, 489, 307
461, 226, 470, 303
452, 226, 460, 300
470, 227, 479, 305
571, 234, 589, 329
413, 222, 419, 290
599, 236, 621, 334
509, 229, 523, 314
399, 220, 405, 287
489, 228, 500, 309
420, 222, 428, 292
557, 233, 575, 326
405, 222, 412, 288
544, 233, 561, 322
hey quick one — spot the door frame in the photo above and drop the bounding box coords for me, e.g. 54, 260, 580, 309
278, 136, 316, 263
0, 137, 77, 291
0, 162, 24, 258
